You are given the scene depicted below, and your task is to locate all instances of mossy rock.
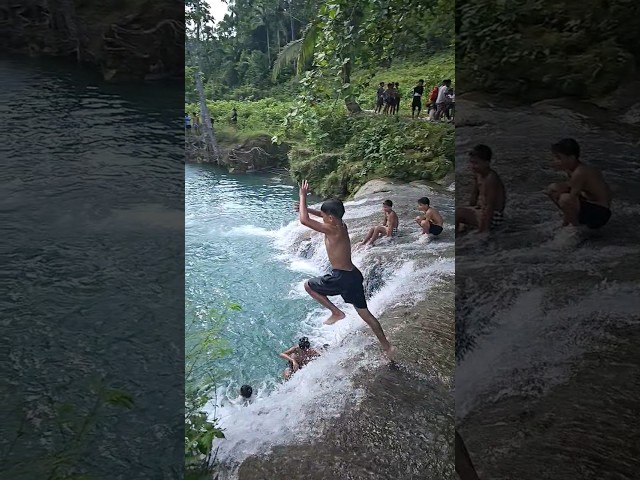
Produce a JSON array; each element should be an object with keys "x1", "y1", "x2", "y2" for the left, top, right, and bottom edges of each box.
[{"x1": 288, "y1": 151, "x2": 342, "y2": 186}]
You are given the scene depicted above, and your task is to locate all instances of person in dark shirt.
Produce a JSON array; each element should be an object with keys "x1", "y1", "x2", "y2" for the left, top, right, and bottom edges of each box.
[
  {"x1": 393, "y1": 82, "x2": 401, "y2": 115},
  {"x1": 412, "y1": 79, "x2": 425, "y2": 119},
  {"x1": 375, "y1": 82, "x2": 385, "y2": 114}
]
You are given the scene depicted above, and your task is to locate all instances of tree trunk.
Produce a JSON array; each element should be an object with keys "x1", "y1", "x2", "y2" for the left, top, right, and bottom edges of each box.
[
  {"x1": 266, "y1": 25, "x2": 271, "y2": 66},
  {"x1": 52, "y1": 0, "x2": 81, "y2": 60},
  {"x1": 194, "y1": 67, "x2": 221, "y2": 161},
  {"x1": 289, "y1": 0, "x2": 295, "y2": 41},
  {"x1": 341, "y1": 59, "x2": 361, "y2": 114},
  {"x1": 188, "y1": 39, "x2": 221, "y2": 161}
]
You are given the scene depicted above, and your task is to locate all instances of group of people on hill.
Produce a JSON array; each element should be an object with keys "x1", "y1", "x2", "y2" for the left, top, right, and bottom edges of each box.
[
  {"x1": 455, "y1": 139, "x2": 612, "y2": 237},
  {"x1": 375, "y1": 78, "x2": 454, "y2": 122}
]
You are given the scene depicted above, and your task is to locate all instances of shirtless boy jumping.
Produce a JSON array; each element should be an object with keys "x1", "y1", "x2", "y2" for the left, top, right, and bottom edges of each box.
[
  {"x1": 361, "y1": 199, "x2": 399, "y2": 246},
  {"x1": 545, "y1": 138, "x2": 612, "y2": 229},
  {"x1": 455, "y1": 144, "x2": 506, "y2": 234},
  {"x1": 416, "y1": 197, "x2": 444, "y2": 236},
  {"x1": 297, "y1": 180, "x2": 394, "y2": 357}
]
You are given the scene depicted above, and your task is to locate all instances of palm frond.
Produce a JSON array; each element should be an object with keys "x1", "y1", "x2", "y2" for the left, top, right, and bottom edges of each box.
[
  {"x1": 272, "y1": 38, "x2": 303, "y2": 80},
  {"x1": 297, "y1": 24, "x2": 319, "y2": 75}
]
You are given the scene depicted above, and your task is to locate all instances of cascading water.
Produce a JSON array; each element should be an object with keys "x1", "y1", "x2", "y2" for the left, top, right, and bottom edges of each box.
[
  {"x1": 185, "y1": 165, "x2": 455, "y2": 478},
  {"x1": 455, "y1": 96, "x2": 640, "y2": 479}
]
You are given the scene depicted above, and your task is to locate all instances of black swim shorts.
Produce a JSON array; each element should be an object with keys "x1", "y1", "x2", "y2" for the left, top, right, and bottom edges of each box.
[
  {"x1": 579, "y1": 198, "x2": 611, "y2": 229},
  {"x1": 428, "y1": 222, "x2": 443, "y2": 235},
  {"x1": 307, "y1": 268, "x2": 367, "y2": 309}
]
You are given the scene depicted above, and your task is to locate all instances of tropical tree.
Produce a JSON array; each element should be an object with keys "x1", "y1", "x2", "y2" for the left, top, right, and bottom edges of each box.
[{"x1": 186, "y1": 0, "x2": 222, "y2": 160}]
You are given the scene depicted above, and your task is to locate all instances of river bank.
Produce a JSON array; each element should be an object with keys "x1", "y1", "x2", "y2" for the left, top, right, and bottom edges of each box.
[
  {"x1": 186, "y1": 113, "x2": 454, "y2": 200},
  {"x1": 455, "y1": 94, "x2": 640, "y2": 479},
  {"x1": 197, "y1": 178, "x2": 455, "y2": 479},
  {"x1": 0, "y1": 0, "x2": 183, "y2": 81}
]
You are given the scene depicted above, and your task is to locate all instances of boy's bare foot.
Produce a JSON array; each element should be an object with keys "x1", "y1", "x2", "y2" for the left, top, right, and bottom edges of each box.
[
  {"x1": 324, "y1": 311, "x2": 346, "y2": 325},
  {"x1": 383, "y1": 345, "x2": 396, "y2": 360}
]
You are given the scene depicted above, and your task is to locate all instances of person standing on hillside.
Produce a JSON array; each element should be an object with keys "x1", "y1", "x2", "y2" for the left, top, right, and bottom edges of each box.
[
  {"x1": 435, "y1": 79, "x2": 452, "y2": 121},
  {"x1": 192, "y1": 113, "x2": 200, "y2": 134},
  {"x1": 375, "y1": 82, "x2": 385, "y2": 113},
  {"x1": 383, "y1": 82, "x2": 395, "y2": 115},
  {"x1": 231, "y1": 107, "x2": 238, "y2": 125},
  {"x1": 427, "y1": 84, "x2": 439, "y2": 118},
  {"x1": 393, "y1": 82, "x2": 401, "y2": 115},
  {"x1": 412, "y1": 79, "x2": 425, "y2": 119}
]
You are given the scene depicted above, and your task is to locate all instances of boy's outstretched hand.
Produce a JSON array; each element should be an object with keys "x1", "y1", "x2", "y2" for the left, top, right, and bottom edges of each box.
[{"x1": 300, "y1": 179, "x2": 310, "y2": 197}]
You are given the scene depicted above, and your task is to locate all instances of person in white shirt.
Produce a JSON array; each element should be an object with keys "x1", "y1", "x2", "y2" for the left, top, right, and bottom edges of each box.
[{"x1": 435, "y1": 79, "x2": 452, "y2": 121}]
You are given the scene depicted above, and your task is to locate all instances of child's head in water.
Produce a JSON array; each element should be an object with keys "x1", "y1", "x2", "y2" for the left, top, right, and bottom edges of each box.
[
  {"x1": 298, "y1": 336, "x2": 311, "y2": 350},
  {"x1": 469, "y1": 144, "x2": 492, "y2": 174},
  {"x1": 551, "y1": 138, "x2": 580, "y2": 170},
  {"x1": 382, "y1": 199, "x2": 393, "y2": 213},
  {"x1": 240, "y1": 385, "x2": 253, "y2": 399},
  {"x1": 320, "y1": 198, "x2": 345, "y2": 225},
  {"x1": 417, "y1": 197, "x2": 430, "y2": 212}
]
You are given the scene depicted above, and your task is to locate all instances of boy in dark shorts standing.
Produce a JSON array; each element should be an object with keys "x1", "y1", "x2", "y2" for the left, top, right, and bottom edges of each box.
[
  {"x1": 412, "y1": 79, "x2": 425, "y2": 119},
  {"x1": 416, "y1": 197, "x2": 444, "y2": 236},
  {"x1": 545, "y1": 138, "x2": 612, "y2": 229},
  {"x1": 297, "y1": 180, "x2": 394, "y2": 357}
]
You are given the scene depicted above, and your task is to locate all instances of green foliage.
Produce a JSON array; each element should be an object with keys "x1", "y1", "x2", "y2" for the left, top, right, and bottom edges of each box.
[
  {"x1": 186, "y1": 98, "x2": 293, "y2": 141},
  {"x1": 457, "y1": 0, "x2": 639, "y2": 99},
  {"x1": 289, "y1": 118, "x2": 454, "y2": 198},
  {"x1": 184, "y1": 303, "x2": 234, "y2": 476},
  {"x1": 186, "y1": 0, "x2": 453, "y2": 103}
]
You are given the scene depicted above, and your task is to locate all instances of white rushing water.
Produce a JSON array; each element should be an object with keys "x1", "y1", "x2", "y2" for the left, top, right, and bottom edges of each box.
[{"x1": 208, "y1": 188, "x2": 455, "y2": 476}]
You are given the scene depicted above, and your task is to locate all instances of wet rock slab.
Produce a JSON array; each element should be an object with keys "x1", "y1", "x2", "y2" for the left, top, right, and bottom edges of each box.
[{"x1": 236, "y1": 295, "x2": 455, "y2": 480}]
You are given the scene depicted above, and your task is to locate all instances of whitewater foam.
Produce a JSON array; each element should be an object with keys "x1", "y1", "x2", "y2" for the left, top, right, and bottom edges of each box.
[{"x1": 210, "y1": 194, "x2": 455, "y2": 477}]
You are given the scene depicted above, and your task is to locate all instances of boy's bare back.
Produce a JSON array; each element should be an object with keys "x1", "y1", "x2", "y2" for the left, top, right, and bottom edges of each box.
[
  {"x1": 424, "y1": 207, "x2": 443, "y2": 226},
  {"x1": 571, "y1": 164, "x2": 611, "y2": 207}
]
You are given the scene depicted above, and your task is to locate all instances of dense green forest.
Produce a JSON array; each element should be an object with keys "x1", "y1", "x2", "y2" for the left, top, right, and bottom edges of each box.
[
  {"x1": 457, "y1": 0, "x2": 640, "y2": 100},
  {"x1": 185, "y1": 0, "x2": 455, "y2": 198}
]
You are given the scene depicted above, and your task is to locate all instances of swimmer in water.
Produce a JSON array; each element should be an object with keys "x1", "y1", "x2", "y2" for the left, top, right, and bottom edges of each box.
[{"x1": 280, "y1": 336, "x2": 320, "y2": 380}]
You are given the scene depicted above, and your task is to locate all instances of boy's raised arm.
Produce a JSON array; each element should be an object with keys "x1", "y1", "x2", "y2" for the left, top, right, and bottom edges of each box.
[
  {"x1": 299, "y1": 180, "x2": 333, "y2": 234},
  {"x1": 294, "y1": 201, "x2": 322, "y2": 217}
]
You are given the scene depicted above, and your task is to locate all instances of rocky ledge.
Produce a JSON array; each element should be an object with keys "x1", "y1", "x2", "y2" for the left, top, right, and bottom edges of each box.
[
  {"x1": 186, "y1": 134, "x2": 290, "y2": 173},
  {"x1": 0, "y1": 0, "x2": 183, "y2": 81}
]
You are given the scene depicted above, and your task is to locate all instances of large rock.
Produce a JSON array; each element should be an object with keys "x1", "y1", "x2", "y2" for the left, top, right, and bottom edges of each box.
[{"x1": 352, "y1": 178, "x2": 401, "y2": 199}]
